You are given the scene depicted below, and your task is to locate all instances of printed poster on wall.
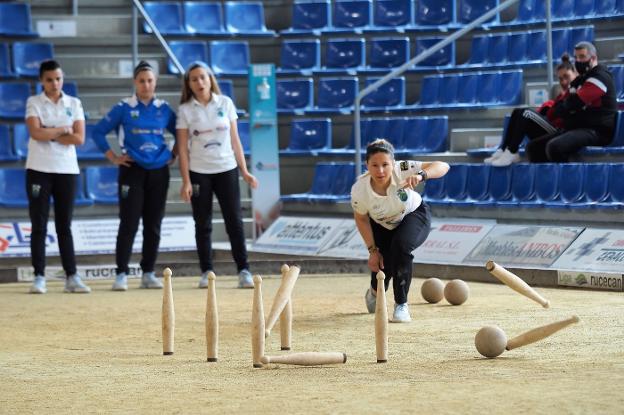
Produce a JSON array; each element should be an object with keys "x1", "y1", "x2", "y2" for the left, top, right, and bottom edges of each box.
[
  {"x1": 317, "y1": 220, "x2": 368, "y2": 259},
  {"x1": 552, "y1": 228, "x2": 624, "y2": 273}
]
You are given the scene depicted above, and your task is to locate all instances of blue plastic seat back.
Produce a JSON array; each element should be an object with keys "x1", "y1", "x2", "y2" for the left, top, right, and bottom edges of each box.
[
  {"x1": 0, "y1": 83, "x2": 30, "y2": 119},
  {"x1": 12, "y1": 42, "x2": 54, "y2": 77},
  {"x1": 219, "y1": 79, "x2": 235, "y2": 101},
  {"x1": 574, "y1": 0, "x2": 595, "y2": 17},
  {"x1": 184, "y1": 2, "x2": 224, "y2": 34},
  {"x1": 458, "y1": 0, "x2": 498, "y2": 24},
  {"x1": 609, "y1": 66, "x2": 624, "y2": 102},
  {"x1": 467, "y1": 35, "x2": 488, "y2": 65},
  {"x1": 609, "y1": 110, "x2": 624, "y2": 146},
  {"x1": 553, "y1": 0, "x2": 575, "y2": 19},
  {"x1": 373, "y1": 0, "x2": 412, "y2": 27},
  {"x1": 280, "y1": 39, "x2": 320, "y2": 70},
  {"x1": 422, "y1": 116, "x2": 448, "y2": 152},
  {"x1": 438, "y1": 75, "x2": 459, "y2": 105},
  {"x1": 0, "y1": 43, "x2": 14, "y2": 77},
  {"x1": 325, "y1": 38, "x2": 365, "y2": 69},
  {"x1": 489, "y1": 166, "x2": 513, "y2": 201},
  {"x1": 76, "y1": 125, "x2": 105, "y2": 160},
  {"x1": 402, "y1": 117, "x2": 427, "y2": 150},
  {"x1": 365, "y1": 118, "x2": 389, "y2": 143},
  {"x1": 363, "y1": 77, "x2": 405, "y2": 107},
  {"x1": 210, "y1": 41, "x2": 249, "y2": 74},
  {"x1": 608, "y1": 164, "x2": 624, "y2": 203},
  {"x1": 13, "y1": 123, "x2": 29, "y2": 158},
  {"x1": 424, "y1": 175, "x2": 446, "y2": 200},
  {"x1": 237, "y1": 120, "x2": 250, "y2": 155},
  {"x1": 445, "y1": 164, "x2": 469, "y2": 200},
  {"x1": 143, "y1": 2, "x2": 185, "y2": 34},
  {"x1": 487, "y1": 35, "x2": 508, "y2": 64},
  {"x1": 369, "y1": 37, "x2": 409, "y2": 68},
  {"x1": 418, "y1": 75, "x2": 441, "y2": 106},
  {"x1": 85, "y1": 166, "x2": 119, "y2": 203},
  {"x1": 0, "y1": 3, "x2": 37, "y2": 36},
  {"x1": 168, "y1": 41, "x2": 208, "y2": 75},
  {"x1": 348, "y1": 118, "x2": 372, "y2": 150},
  {"x1": 498, "y1": 71, "x2": 523, "y2": 105},
  {"x1": 384, "y1": 117, "x2": 406, "y2": 149},
  {"x1": 516, "y1": 0, "x2": 545, "y2": 22},
  {"x1": 0, "y1": 168, "x2": 27, "y2": 206},
  {"x1": 225, "y1": 1, "x2": 269, "y2": 33},
  {"x1": 508, "y1": 33, "x2": 529, "y2": 63},
  {"x1": 476, "y1": 72, "x2": 500, "y2": 105},
  {"x1": 584, "y1": 163, "x2": 610, "y2": 203},
  {"x1": 332, "y1": 0, "x2": 372, "y2": 29},
  {"x1": 291, "y1": 0, "x2": 330, "y2": 30},
  {"x1": 527, "y1": 31, "x2": 547, "y2": 61},
  {"x1": 595, "y1": 0, "x2": 617, "y2": 15},
  {"x1": 317, "y1": 78, "x2": 358, "y2": 109},
  {"x1": 277, "y1": 79, "x2": 313, "y2": 110},
  {"x1": 534, "y1": 164, "x2": 560, "y2": 202},
  {"x1": 569, "y1": 26, "x2": 594, "y2": 53},
  {"x1": 414, "y1": 0, "x2": 454, "y2": 25},
  {"x1": 552, "y1": 29, "x2": 570, "y2": 60},
  {"x1": 510, "y1": 164, "x2": 535, "y2": 201},
  {"x1": 332, "y1": 163, "x2": 356, "y2": 195},
  {"x1": 0, "y1": 125, "x2": 16, "y2": 160},
  {"x1": 558, "y1": 163, "x2": 585, "y2": 203},
  {"x1": 35, "y1": 81, "x2": 79, "y2": 98},
  {"x1": 310, "y1": 163, "x2": 335, "y2": 194},
  {"x1": 289, "y1": 118, "x2": 331, "y2": 150},
  {"x1": 466, "y1": 164, "x2": 491, "y2": 201},
  {"x1": 457, "y1": 73, "x2": 478, "y2": 104},
  {"x1": 415, "y1": 37, "x2": 453, "y2": 66}
]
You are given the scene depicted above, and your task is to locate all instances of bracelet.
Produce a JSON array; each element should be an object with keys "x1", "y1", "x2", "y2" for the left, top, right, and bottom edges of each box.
[
  {"x1": 417, "y1": 169, "x2": 428, "y2": 182},
  {"x1": 367, "y1": 245, "x2": 378, "y2": 254}
]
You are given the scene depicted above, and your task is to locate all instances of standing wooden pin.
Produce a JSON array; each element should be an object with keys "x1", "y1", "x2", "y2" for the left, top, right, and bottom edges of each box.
[
  {"x1": 205, "y1": 271, "x2": 218, "y2": 362},
  {"x1": 251, "y1": 275, "x2": 265, "y2": 368},
  {"x1": 265, "y1": 265, "x2": 301, "y2": 338},
  {"x1": 279, "y1": 264, "x2": 292, "y2": 350},
  {"x1": 486, "y1": 260, "x2": 550, "y2": 308},
  {"x1": 375, "y1": 271, "x2": 388, "y2": 363},
  {"x1": 162, "y1": 267, "x2": 175, "y2": 356}
]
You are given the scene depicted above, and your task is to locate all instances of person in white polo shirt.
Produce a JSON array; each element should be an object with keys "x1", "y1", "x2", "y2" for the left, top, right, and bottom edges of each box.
[
  {"x1": 25, "y1": 60, "x2": 90, "y2": 294},
  {"x1": 351, "y1": 139, "x2": 449, "y2": 322},
  {"x1": 176, "y1": 62, "x2": 258, "y2": 289}
]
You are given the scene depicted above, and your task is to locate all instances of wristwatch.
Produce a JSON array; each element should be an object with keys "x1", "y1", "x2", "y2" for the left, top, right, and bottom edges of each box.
[
  {"x1": 417, "y1": 169, "x2": 428, "y2": 182},
  {"x1": 367, "y1": 244, "x2": 378, "y2": 254}
]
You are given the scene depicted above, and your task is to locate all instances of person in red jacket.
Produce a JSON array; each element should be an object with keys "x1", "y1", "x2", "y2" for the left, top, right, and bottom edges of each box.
[{"x1": 484, "y1": 54, "x2": 577, "y2": 166}]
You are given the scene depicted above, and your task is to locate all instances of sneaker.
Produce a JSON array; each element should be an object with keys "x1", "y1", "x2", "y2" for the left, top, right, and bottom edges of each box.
[
  {"x1": 30, "y1": 275, "x2": 47, "y2": 294},
  {"x1": 198, "y1": 271, "x2": 211, "y2": 289},
  {"x1": 483, "y1": 148, "x2": 504, "y2": 164},
  {"x1": 491, "y1": 149, "x2": 520, "y2": 167},
  {"x1": 112, "y1": 273, "x2": 128, "y2": 291},
  {"x1": 64, "y1": 274, "x2": 91, "y2": 293},
  {"x1": 237, "y1": 269, "x2": 253, "y2": 289},
  {"x1": 365, "y1": 287, "x2": 376, "y2": 314},
  {"x1": 140, "y1": 272, "x2": 163, "y2": 289},
  {"x1": 392, "y1": 303, "x2": 411, "y2": 323}
]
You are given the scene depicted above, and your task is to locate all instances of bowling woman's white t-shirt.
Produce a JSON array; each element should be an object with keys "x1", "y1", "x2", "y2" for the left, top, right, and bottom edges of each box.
[
  {"x1": 350, "y1": 160, "x2": 423, "y2": 230},
  {"x1": 176, "y1": 94, "x2": 238, "y2": 174}
]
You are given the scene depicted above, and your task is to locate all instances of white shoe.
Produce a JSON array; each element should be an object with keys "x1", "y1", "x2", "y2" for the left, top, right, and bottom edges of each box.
[
  {"x1": 491, "y1": 149, "x2": 520, "y2": 167},
  {"x1": 30, "y1": 275, "x2": 47, "y2": 294},
  {"x1": 112, "y1": 273, "x2": 128, "y2": 291},
  {"x1": 483, "y1": 148, "x2": 504, "y2": 164},
  {"x1": 365, "y1": 288, "x2": 376, "y2": 313},
  {"x1": 198, "y1": 271, "x2": 211, "y2": 289},
  {"x1": 140, "y1": 272, "x2": 163, "y2": 289},
  {"x1": 237, "y1": 269, "x2": 253, "y2": 289},
  {"x1": 65, "y1": 275, "x2": 91, "y2": 293},
  {"x1": 392, "y1": 303, "x2": 411, "y2": 323}
]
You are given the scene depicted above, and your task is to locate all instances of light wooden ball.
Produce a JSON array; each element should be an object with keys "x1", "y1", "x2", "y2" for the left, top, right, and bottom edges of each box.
[
  {"x1": 421, "y1": 278, "x2": 445, "y2": 303},
  {"x1": 444, "y1": 279, "x2": 469, "y2": 305},
  {"x1": 475, "y1": 326, "x2": 507, "y2": 358}
]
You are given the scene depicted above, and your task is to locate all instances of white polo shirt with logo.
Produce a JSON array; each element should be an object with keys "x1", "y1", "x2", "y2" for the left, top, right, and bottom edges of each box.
[
  {"x1": 25, "y1": 92, "x2": 84, "y2": 174},
  {"x1": 351, "y1": 160, "x2": 423, "y2": 230},
  {"x1": 176, "y1": 93, "x2": 239, "y2": 174}
]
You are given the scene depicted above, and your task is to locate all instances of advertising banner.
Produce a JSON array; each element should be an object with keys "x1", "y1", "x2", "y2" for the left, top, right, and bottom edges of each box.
[
  {"x1": 557, "y1": 270, "x2": 623, "y2": 291},
  {"x1": 552, "y1": 228, "x2": 624, "y2": 273}
]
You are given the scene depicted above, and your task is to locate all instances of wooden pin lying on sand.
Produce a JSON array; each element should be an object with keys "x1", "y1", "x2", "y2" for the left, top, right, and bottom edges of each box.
[{"x1": 260, "y1": 352, "x2": 347, "y2": 366}]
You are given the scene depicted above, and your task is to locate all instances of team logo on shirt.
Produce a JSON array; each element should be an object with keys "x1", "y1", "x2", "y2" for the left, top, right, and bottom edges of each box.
[
  {"x1": 397, "y1": 188, "x2": 408, "y2": 202},
  {"x1": 216, "y1": 107, "x2": 225, "y2": 117},
  {"x1": 192, "y1": 184, "x2": 200, "y2": 196},
  {"x1": 203, "y1": 140, "x2": 221, "y2": 148},
  {"x1": 31, "y1": 184, "x2": 41, "y2": 198},
  {"x1": 130, "y1": 110, "x2": 140, "y2": 119},
  {"x1": 400, "y1": 161, "x2": 409, "y2": 171},
  {"x1": 120, "y1": 185, "x2": 130, "y2": 199},
  {"x1": 65, "y1": 108, "x2": 72, "y2": 117},
  {"x1": 139, "y1": 142, "x2": 159, "y2": 152}
]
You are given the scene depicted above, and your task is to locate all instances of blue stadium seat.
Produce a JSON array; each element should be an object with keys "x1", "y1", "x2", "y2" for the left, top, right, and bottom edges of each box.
[
  {"x1": 521, "y1": 163, "x2": 560, "y2": 207},
  {"x1": 507, "y1": 32, "x2": 529, "y2": 64},
  {"x1": 383, "y1": 117, "x2": 407, "y2": 149},
  {"x1": 0, "y1": 83, "x2": 29, "y2": 120},
  {"x1": 399, "y1": 117, "x2": 426, "y2": 154},
  {"x1": 437, "y1": 75, "x2": 459, "y2": 106},
  {"x1": 85, "y1": 166, "x2": 119, "y2": 204},
  {"x1": 282, "y1": 163, "x2": 355, "y2": 203},
  {"x1": 0, "y1": 3, "x2": 38, "y2": 37},
  {"x1": 237, "y1": 120, "x2": 250, "y2": 156},
  {"x1": 281, "y1": 118, "x2": 332, "y2": 156},
  {"x1": 552, "y1": 28, "x2": 570, "y2": 60},
  {"x1": 475, "y1": 72, "x2": 499, "y2": 106},
  {"x1": 282, "y1": 163, "x2": 333, "y2": 201},
  {"x1": 420, "y1": 116, "x2": 448, "y2": 153},
  {"x1": 569, "y1": 26, "x2": 595, "y2": 54},
  {"x1": 497, "y1": 70, "x2": 523, "y2": 105},
  {"x1": 464, "y1": 35, "x2": 488, "y2": 66},
  {"x1": 13, "y1": 123, "x2": 28, "y2": 159},
  {"x1": 496, "y1": 163, "x2": 536, "y2": 207},
  {"x1": 210, "y1": 41, "x2": 249, "y2": 76},
  {"x1": 368, "y1": 0, "x2": 412, "y2": 31},
  {"x1": 326, "y1": 0, "x2": 373, "y2": 33},
  {"x1": 416, "y1": 75, "x2": 441, "y2": 107},
  {"x1": 422, "y1": 174, "x2": 446, "y2": 205},
  {"x1": 319, "y1": 118, "x2": 372, "y2": 155},
  {"x1": 584, "y1": 110, "x2": 624, "y2": 154},
  {"x1": 552, "y1": 0, "x2": 576, "y2": 21},
  {"x1": 596, "y1": 164, "x2": 624, "y2": 209},
  {"x1": 526, "y1": 31, "x2": 547, "y2": 63},
  {"x1": 544, "y1": 163, "x2": 586, "y2": 208},
  {"x1": 511, "y1": 0, "x2": 546, "y2": 24},
  {"x1": 308, "y1": 77, "x2": 358, "y2": 114},
  {"x1": 413, "y1": 37, "x2": 454, "y2": 67},
  {"x1": 565, "y1": 163, "x2": 610, "y2": 208},
  {"x1": 361, "y1": 77, "x2": 405, "y2": 111},
  {"x1": 487, "y1": 34, "x2": 508, "y2": 65},
  {"x1": 453, "y1": 164, "x2": 492, "y2": 206},
  {"x1": 574, "y1": 0, "x2": 596, "y2": 18},
  {"x1": 456, "y1": 73, "x2": 479, "y2": 106},
  {"x1": 0, "y1": 43, "x2": 16, "y2": 78},
  {"x1": 611, "y1": 67, "x2": 624, "y2": 101},
  {"x1": 218, "y1": 79, "x2": 246, "y2": 116},
  {"x1": 364, "y1": 37, "x2": 410, "y2": 72},
  {"x1": 440, "y1": 163, "x2": 469, "y2": 205},
  {"x1": 282, "y1": 0, "x2": 331, "y2": 35},
  {"x1": 74, "y1": 173, "x2": 94, "y2": 207},
  {"x1": 0, "y1": 125, "x2": 17, "y2": 162},
  {"x1": 318, "y1": 38, "x2": 365, "y2": 74},
  {"x1": 484, "y1": 166, "x2": 513, "y2": 204},
  {"x1": 142, "y1": 2, "x2": 186, "y2": 35},
  {"x1": 277, "y1": 78, "x2": 314, "y2": 115},
  {"x1": 12, "y1": 42, "x2": 54, "y2": 78},
  {"x1": 224, "y1": 1, "x2": 275, "y2": 36},
  {"x1": 77, "y1": 125, "x2": 105, "y2": 160},
  {"x1": 35, "y1": 81, "x2": 79, "y2": 98},
  {"x1": 183, "y1": 2, "x2": 226, "y2": 36},
  {"x1": 594, "y1": 0, "x2": 619, "y2": 17},
  {"x1": 278, "y1": 39, "x2": 321, "y2": 75},
  {"x1": 168, "y1": 41, "x2": 208, "y2": 75},
  {"x1": 0, "y1": 168, "x2": 28, "y2": 208},
  {"x1": 458, "y1": 0, "x2": 499, "y2": 24},
  {"x1": 413, "y1": 0, "x2": 454, "y2": 27}
]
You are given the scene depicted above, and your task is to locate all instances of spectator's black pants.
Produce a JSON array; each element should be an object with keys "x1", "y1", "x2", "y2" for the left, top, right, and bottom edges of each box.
[
  {"x1": 26, "y1": 169, "x2": 77, "y2": 277},
  {"x1": 370, "y1": 202, "x2": 431, "y2": 304},
  {"x1": 502, "y1": 108, "x2": 559, "y2": 153},
  {"x1": 526, "y1": 128, "x2": 611, "y2": 162}
]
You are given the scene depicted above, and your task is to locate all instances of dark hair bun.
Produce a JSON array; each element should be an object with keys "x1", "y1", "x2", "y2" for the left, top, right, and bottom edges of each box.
[{"x1": 560, "y1": 53, "x2": 571, "y2": 63}]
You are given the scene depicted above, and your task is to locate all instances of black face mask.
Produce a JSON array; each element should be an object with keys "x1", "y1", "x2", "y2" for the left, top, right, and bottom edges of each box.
[{"x1": 575, "y1": 60, "x2": 591, "y2": 75}]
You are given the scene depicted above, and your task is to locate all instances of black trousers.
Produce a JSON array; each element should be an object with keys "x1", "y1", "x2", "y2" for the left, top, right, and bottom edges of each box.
[
  {"x1": 190, "y1": 168, "x2": 249, "y2": 273},
  {"x1": 526, "y1": 128, "x2": 611, "y2": 162},
  {"x1": 26, "y1": 169, "x2": 77, "y2": 277},
  {"x1": 501, "y1": 108, "x2": 559, "y2": 153},
  {"x1": 369, "y1": 202, "x2": 431, "y2": 304},
  {"x1": 116, "y1": 164, "x2": 169, "y2": 275}
]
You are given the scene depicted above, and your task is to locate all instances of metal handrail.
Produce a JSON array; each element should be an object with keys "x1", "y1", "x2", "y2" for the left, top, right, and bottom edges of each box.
[
  {"x1": 353, "y1": 0, "x2": 556, "y2": 176},
  {"x1": 131, "y1": 0, "x2": 184, "y2": 75}
]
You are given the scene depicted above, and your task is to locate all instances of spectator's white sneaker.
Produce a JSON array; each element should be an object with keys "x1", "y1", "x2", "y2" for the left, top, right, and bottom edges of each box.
[
  {"x1": 237, "y1": 269, "x2": 253, "y2": 288},
  {"x1": 112, "y1": 273, "x2": 128, "y2": 291},
  {"x1": 483, "y1": 148, "x2": 504, "y2": 164},
  {"x1": 64, "y1": 275, "x2": 91, "y2": 293},
  {"x1": 491, "y1": 149, "x2": 520, "y2": 167},
  {"x1": 30, "y1": 275, "x2": 47, "y2": 294},
  {"x1": 198, "y1": 271, "x2": 211, "y2": 289},
  {"x1": 365, "y1": 288, "x2": 376, "y2": 314},
  {"x1": 140, "y1": 272, "x2": 163, "y2": 289},
  {"x1": 392, "y1": 303, "x2": 411, "y2": 323}
]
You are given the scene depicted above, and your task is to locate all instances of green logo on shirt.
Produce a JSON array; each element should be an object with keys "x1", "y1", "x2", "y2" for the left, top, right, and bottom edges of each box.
[
  {"x1": 397, "y1": 188, "x2": 408, "y2": 202},
  {"x1": 217, "y1": 107, "x2": 224, "y2": 117},
  {"x1": 130, "y1": 110, "x2": 139, "y2": 119}
]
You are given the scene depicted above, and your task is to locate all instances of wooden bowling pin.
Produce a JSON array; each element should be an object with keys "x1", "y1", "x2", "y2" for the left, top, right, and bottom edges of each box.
[
  {"x1": 265, "y1": 265, "x2": 301, "y2": 338},
  {"x1": 486, "y1": 260, "x2": 550, "y2": 308},
  {"x1": 279, "y1": 264, "x2": 292, "y2": 351},
  {"x1": 260, "y1": 352, "x2": 347, "y2": 366},
  {"x1": 205, "y1": 271, "x2": 218, "y2": 362},
  {"x1": 506, "y1": 316, "x2": 580, "y2": 351},
  {"x1": 375, "y1": 271, "x2": 388, "y2": 363},
  {"x1": 162, "y1": 267, "x2": 175, "y2": 356},
  {"x1": 251, "y1": 275, "x2": 265, "y2": 368}
]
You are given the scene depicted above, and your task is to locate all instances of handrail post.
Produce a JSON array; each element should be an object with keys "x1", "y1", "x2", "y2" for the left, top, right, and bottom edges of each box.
[
  {"x1": 546, "y1": 0, "x2": 554, "y2": 94},
  {"x1": 132, "y1": 5, "x2": 138, "y2": 70}
]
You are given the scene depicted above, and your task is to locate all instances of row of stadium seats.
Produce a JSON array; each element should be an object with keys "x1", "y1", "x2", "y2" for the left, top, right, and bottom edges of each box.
[
  {"x1": 0, "y1": 42, "x2": 54, "y2": 78},
  {"x1": 0, "y1": 3, "x2": 38, "y2": 38}
]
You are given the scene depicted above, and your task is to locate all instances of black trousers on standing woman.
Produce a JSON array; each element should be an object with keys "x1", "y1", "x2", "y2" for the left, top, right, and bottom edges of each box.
[{"x1": 370, "y1": 201, "x2": 431, "y2": 305}]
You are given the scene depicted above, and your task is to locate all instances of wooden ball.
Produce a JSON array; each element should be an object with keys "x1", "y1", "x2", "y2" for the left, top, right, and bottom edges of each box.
[
  {"x1": 475, "y1": 326, "x2": 507, "y2": 358},
  {"x1": 444, "y1": 279, "x2": 469, "y2": 305},
  {"x1": 421, "y1": 278, "x2": 444, "y2": 303}
]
